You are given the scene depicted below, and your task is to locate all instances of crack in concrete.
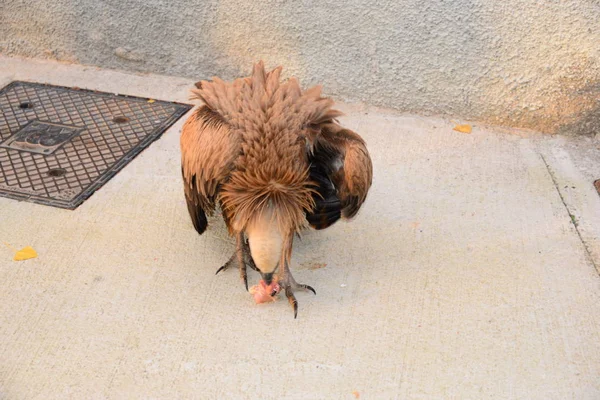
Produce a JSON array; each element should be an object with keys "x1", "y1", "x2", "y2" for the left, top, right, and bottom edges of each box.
[{"x1": 541, "y1": 154, "x2": 600, "y2": 276}]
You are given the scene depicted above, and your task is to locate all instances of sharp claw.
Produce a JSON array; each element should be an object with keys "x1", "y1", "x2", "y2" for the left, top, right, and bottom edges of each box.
[
  {"x1": 216, "y1": 256, "x2": 236, "y2": 275},
  {"x1": 285, "y1": 287, "x2": 298, "y2": 319},
  {"x1": 241, "y1": 269, "x2": 248, "y2": 292},
  {"x1": 301, "y1": 284, "x2": 316, "y2": 295},
  {"x1": 215, "y1": 264, "x2": 228, "y2": 275}
]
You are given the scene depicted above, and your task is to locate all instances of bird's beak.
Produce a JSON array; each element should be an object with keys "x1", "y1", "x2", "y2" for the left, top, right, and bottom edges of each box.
[
  {"x1": 262, "y1": 272, "x2": 274, "y2": 285},
  {"x1": 260, "y1": 272, "x2": 280, "y2": 297}
]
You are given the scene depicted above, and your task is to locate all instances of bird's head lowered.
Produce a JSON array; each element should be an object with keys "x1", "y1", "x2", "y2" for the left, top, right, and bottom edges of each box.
[
  {"x1": 244, "y1": 205, "x2": 283, "y2": 285},
  {"x1": 219, "y1": 158, "x2": 317, "y2": 287}
]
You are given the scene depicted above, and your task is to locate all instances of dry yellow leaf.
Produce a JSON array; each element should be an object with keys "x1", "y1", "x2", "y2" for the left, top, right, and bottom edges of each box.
[
  {"x1": 352, "y1": 391, "x2": 360, "y2": 399},
  {"x1": 453, "y1": 124, "x2": 472, "y2": 134},
  {"x1": 308, "y1": 262, "x2": 327, "y2": 270},
  {"x1": 14, "y1": 246, "x2": 37, "y2": 261},
  {"x1": 147, "y1": 99, "x2": 156, "y2": 103}
]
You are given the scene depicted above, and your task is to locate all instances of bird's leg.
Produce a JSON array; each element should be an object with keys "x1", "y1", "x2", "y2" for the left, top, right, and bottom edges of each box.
[
  {"x1": 241, "y1": 237, "x2": 259, "y2": 272},
  {"x1": 215, "y1": 233, "x2": 258, "y2": 291},
  {"x1": 275, "y1": 233, "x2": 316, "y2": 318}
]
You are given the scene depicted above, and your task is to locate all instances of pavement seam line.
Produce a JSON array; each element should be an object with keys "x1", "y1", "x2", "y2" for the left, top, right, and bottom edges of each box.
[{"x1": 540, "y1": 154, "x2": 600, "y2": 276}]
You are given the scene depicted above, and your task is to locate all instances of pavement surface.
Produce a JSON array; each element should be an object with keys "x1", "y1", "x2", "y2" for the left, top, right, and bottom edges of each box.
[{"x1": 1, "y1": 55, "x2": 600, "y2": 400}]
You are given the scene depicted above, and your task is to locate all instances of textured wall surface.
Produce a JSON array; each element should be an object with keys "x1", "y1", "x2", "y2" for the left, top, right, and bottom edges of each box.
[{"x1": 1, "y1": 0, "x2": 599, "y2": 134}]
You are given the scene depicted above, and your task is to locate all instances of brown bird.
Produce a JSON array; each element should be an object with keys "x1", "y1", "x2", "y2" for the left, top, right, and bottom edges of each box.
[{"x1": 180, "y1": 62, "x2": 372, "y2": 317}]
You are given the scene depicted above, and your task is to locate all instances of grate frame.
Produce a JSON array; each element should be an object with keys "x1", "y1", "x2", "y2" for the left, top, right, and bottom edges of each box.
[
  {"x1": 0, "y1": 119, "x2": 85, "y2": 155},
  {"x1": 0, "y1": 81, "x2": 192, "y2": 209}
]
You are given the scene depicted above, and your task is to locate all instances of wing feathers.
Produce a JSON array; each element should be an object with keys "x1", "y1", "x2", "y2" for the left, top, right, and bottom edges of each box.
[
  {"x1": 184, "y1": 172, "x2": 209, "y2": 234},
  {"x1": 180, "y1": 105, "x2": 239, "y2": 234},
  {"x1": 306, "y1": 123, "x2": 372, "y2": 229},
  {"x1": 339, "y1": 137, "x2": 372, "y2": 218},
  {"x1": 184, "y1": 62, "x2": 371, "y2": 235}
]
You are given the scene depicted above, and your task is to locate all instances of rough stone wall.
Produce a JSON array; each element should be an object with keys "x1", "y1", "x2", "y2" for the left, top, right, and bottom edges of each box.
[{"x1": 1, "y1": 0, "x2": 599, "y2": 135}]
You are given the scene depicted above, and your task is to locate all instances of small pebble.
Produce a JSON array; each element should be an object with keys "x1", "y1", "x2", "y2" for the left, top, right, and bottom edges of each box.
[{"x1": 340, "y1": 284, "x2": 347, "y2": 288}]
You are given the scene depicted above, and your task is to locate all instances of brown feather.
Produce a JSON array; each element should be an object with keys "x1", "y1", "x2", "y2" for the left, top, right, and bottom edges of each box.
[
  {"x1": 182, "y1": 61, "x2": 371, "y2": 237},
  {"x1": 317, "y1": 123, "x2": 373, "y2": 219},
  {"x1": 305, "y1": 121, "x2": 373, "y2": 229},
  {"x1": 180, "y1": 105, "x2": 239, "y2": 216}
]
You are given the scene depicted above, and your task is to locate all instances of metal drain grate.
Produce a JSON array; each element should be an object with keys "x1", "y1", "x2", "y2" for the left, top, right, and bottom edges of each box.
[{"x1": 0, "y1": 81, "x2": 192, "y2": 209}]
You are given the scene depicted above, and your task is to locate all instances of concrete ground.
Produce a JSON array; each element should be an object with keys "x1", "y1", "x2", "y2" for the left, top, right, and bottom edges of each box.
[{"x1": 1, "y1": 55, "x2": 600, "y2": 400}]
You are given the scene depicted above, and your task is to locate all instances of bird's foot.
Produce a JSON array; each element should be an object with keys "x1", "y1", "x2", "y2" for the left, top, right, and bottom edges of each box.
[
  {"x1": 275, "y1": 273, "x2": 316, "y2": 319},
  {"x1": 215, "y1": 239, "x2": 258, "y2": 291}
]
